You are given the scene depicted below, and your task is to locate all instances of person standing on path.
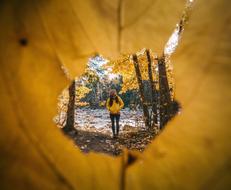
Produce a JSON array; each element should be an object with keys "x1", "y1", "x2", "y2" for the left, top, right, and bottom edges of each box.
[{"x1": 106, "y1": 89, "x2": 124, "y2": 138}]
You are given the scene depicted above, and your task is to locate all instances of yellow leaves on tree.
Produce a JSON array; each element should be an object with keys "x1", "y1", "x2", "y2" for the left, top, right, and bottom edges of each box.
[
  {"x1": 76, "y1": 85, "x2": 92, "y2": 101},
  {"x1": 106, "y1": 48, "x2": 175, "y2": 100},
  {"x1": 106, "y1": 49, "x2": 159, "y2": 93}
]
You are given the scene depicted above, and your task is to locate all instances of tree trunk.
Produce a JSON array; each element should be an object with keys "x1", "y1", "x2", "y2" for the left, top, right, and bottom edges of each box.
[
  {"x1": 132, "y1": 54, "x2": 150, "y2": 128},
  {"x1": 158, "y1": 56, "x2": 172, "y2": 128},
  {"x1": 63, "y1": 80, "x2": 76, "y2": 133},
  {"x1": 146, "y1": 49, "x2": 158, "y2": 127}
]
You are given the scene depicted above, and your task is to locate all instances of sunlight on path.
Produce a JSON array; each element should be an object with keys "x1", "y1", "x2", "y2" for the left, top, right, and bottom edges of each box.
[{"x1": 75, "y1": 108, "x2": 145, "y2": 132}]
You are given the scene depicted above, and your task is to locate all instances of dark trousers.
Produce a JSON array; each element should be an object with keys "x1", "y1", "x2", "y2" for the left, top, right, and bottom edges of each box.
[{"x1": 110, "y1": 114, "x2": 120, "y2": 136}]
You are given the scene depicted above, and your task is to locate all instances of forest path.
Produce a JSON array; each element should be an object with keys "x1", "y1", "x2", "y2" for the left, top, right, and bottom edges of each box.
[{"x1": 68, "y1": 127, "x2": 156, "y2": 156}]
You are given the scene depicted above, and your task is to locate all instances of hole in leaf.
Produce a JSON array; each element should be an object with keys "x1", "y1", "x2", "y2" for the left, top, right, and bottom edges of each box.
[{"x1": 54, "y1": 52, "x2": 180, "y2": 156}]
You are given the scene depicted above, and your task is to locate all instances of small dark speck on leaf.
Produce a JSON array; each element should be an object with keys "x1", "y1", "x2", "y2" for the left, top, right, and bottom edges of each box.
[
  {"x1": 19, "y1": 38, "x2": 28, "y2": 46},
  {"x1": 127, "y1": 153, "x2": 137, "y2": 167}
]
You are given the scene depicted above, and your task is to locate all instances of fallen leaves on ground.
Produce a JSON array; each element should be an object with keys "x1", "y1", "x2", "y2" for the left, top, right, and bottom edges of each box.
[{"x1": 66, "y1": 125, "x2": 156, "y2": 156}]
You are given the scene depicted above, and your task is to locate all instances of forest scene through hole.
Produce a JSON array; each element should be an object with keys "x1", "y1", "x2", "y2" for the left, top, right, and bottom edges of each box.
[
  {"x1": 54, "y1": 1, "x2": 194, "y2": 156},
  {"x1": 54, "y1": 51, "x2": 180, "y2": 156}
]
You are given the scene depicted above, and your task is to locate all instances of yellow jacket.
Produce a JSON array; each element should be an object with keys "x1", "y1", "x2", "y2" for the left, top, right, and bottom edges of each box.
[{"x1": 106, "y1": 95, "x2": 124, "y2": 114}]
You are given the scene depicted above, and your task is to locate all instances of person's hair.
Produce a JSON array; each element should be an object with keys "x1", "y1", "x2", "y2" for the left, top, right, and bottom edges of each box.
[
  {"x1": 109, "y1": 95, "x2": 119, "y2": 107},
  {"x1": 109, "y1": 89, "x2": 116, "y2": 96}
]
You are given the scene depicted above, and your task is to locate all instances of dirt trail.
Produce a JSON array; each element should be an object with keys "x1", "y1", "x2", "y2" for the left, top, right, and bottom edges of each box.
[{"x1": 66, "y1": 128, "x2": 156, "y2": 156}]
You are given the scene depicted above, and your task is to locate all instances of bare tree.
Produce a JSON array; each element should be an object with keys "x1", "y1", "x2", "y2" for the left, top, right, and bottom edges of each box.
[
  {"x1": 146, "y1": 49, "x2": 158, "y2": 127},
  {"x1": 158, "y1": 56, "x2": 172, "y2": 128},
  {"x1": 63, "y1": 80, "x2": 76, "y2": 134},
  {"x1": 132, "y1": 54, "x2": 150, "y2": 128}
]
